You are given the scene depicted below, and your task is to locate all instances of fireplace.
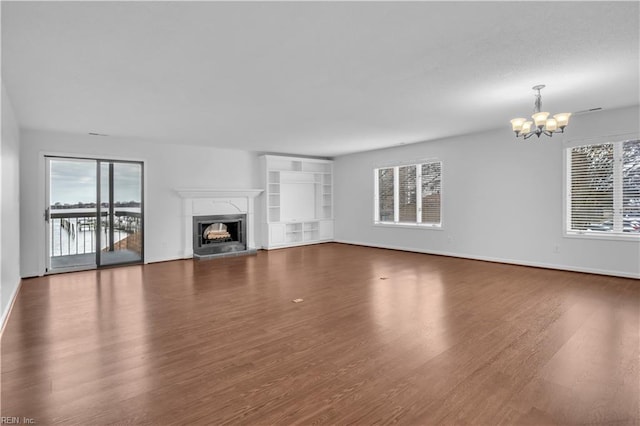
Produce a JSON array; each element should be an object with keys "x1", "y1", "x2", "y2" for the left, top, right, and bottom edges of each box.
[
  {"x1": 193, "y1": 214, "x2": 246, "y2": 257},
  {"x1": 176, "y1": 188, "x2": 263, "y2": 259}
]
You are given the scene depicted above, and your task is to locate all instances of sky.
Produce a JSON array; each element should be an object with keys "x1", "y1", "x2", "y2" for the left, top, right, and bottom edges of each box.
[{"x1": 50, "y1": 159, "x2": 141, "y2": 205}]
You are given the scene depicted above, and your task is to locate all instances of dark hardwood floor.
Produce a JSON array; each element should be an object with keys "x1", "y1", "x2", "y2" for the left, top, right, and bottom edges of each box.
[{"x1": 2, "y1": 243, "x2": 639, "y2": 425}]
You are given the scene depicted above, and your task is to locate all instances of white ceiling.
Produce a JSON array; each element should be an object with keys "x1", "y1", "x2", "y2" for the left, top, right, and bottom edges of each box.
[{"x1": 2, "y1": 1, "x2": 639, "y2": 157}]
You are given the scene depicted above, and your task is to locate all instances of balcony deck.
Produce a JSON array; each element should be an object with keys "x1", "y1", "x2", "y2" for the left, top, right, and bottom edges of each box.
[{"x1": 51, "y1": 249, "x2": 142, "y2": 270}]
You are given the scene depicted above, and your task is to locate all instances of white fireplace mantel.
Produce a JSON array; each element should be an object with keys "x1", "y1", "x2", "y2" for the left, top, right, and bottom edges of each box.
[
  {"x1": 176, "y1": 188, "x2": 264, "y2": 199},
  {"x1": 176, "y1": 188, "x2": 263, "y2": 258}
]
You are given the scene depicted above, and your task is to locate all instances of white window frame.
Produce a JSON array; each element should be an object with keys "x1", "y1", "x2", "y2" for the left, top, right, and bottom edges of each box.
[
  {"x1": 564, "y1": 134, "x2": 640, "y2": 241},
  {"x1": 373, "y1": 160, "x2": 443, "y2": 229}
]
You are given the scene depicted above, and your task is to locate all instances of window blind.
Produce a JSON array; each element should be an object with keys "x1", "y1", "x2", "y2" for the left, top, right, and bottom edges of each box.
[
  {"x1": 570, "y1": 144, "x2": 614, "y2": 231},
  {"x1": 398, "y1": 165, "x2": 417, "y2": 222},
  {"x1": 421, "y1": 162, "x2": 442, "y2": 224},
  {"x1": 568, "y1": 139, "x2": 640, "y2": 236},
  {"x1": 623, "y1": 140, "x2": 640, "y2": 225},
  {"x1": 378, "y1": 168, "x2": 395, "y2": 222}
]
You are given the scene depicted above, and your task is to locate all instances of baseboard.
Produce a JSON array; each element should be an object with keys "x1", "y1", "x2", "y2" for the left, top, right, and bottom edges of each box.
[
  {"x1": 334, "y1": 239, "x2": 640, "y2": 280},
  {"x1": 261, "y1": 240, "x2": 333, "y2": 251},
  {"x1": 1, "y1": 278, "x2": 23, "y2": 335}
]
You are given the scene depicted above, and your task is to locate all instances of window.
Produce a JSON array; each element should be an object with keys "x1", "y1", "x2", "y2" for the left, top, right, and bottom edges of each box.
[
  {"x1": 567, "y1": 138, "x2": 640, "y2": 237},
  {"x1": 374, "y1": 161, "x2": 442, "y2": 227},
  {"x1": 398, "y1": 166, "x2": 417, "y2": 223},
  {"x1": 378, "y1": 168, "x2": 394, "y2": 222}
]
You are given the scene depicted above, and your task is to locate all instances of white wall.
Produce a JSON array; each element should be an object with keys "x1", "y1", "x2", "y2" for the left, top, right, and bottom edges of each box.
[
  {"x1": 20, "y1": 129, "x2": 262, "y2": 277},
  {"x1": 1, "y1": 83, "x2": 22, "y2": 327},
  {"x1": 334, "y1": 105, "x2": 640, "y2": 278}
]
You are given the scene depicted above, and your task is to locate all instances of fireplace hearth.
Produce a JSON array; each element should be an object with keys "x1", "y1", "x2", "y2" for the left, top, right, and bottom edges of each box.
[{"x1": 193, "y1": 214, "x2": 246, "y2": 258}]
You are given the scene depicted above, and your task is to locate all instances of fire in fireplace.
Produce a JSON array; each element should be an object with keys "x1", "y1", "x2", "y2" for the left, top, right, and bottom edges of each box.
[{"x1": 193, "y1": 214, "x2": 246, "y2": 257}]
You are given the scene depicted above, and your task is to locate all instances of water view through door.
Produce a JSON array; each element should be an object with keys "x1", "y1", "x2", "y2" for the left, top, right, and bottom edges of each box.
[{"x1": 46, "y1": 157, "x2": 144, "y2": 272}]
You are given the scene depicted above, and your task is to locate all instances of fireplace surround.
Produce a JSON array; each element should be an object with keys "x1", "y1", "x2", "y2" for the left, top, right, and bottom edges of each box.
[
  {"x1": 176, "y1": 188, "x2": 263, "y2": 259},
  {"x1": 193, "y1": 214, "x2": 246, "y2": 256}
]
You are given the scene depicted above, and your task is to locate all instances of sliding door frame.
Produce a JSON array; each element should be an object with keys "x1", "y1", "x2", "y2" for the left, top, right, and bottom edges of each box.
[
  {"x1": 96, "y1": 159, "x2": 145, "y2": 268},
  {"x1": 42, "y1": 153, "x2": 145, "y2": 274}
]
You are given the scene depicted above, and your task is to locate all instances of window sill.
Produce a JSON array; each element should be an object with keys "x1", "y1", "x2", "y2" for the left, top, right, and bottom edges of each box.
[
  {"x1": 374, "y1": 222, "x2": 443, "y2": 231},
  {"x1": 564, "y1": 231, "x2": 640, "y2": 242}
]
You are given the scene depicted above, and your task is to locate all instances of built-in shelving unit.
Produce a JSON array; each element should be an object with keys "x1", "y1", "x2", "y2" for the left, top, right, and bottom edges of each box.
[{"x1": 261, "y1": 155, "x2": 333, "y2": 249}]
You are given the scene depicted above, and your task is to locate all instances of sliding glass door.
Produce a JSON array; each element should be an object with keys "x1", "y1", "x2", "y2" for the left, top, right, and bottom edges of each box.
[
  {"x1": 46, "y1": 158, "x2": 99, "y2": 271},
  {"x1": 98, "y1": 161, "x2": 143, "y2": 266},
  {"x1": 46, "y1": 156, "x2": 144, "y2": 273}
]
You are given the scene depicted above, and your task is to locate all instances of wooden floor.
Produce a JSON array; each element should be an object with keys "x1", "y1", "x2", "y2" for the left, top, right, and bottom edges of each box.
[{"x1": 2, "y1": 243, "x2": 639, "y2": 425}]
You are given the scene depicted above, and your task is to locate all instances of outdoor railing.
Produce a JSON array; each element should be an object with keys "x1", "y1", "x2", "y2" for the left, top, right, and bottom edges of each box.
[{"x1": 50, "y1": 210, "x2": 142, "y2": 257}]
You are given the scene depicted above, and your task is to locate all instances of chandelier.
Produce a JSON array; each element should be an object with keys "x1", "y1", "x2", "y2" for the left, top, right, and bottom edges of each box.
[{"x1": 510, "y1": 85, "x2": 571, "y2": 139}]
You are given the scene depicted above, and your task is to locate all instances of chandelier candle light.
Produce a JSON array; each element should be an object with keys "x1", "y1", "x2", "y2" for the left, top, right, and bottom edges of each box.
[{"x1": 510, "y1": 85, "x2": 571, "y2": 139}]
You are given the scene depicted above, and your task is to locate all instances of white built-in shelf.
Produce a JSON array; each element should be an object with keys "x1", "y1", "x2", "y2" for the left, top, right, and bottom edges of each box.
[{"x1": 261, "y1": 155, "x2": 334, "y2": 249}]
